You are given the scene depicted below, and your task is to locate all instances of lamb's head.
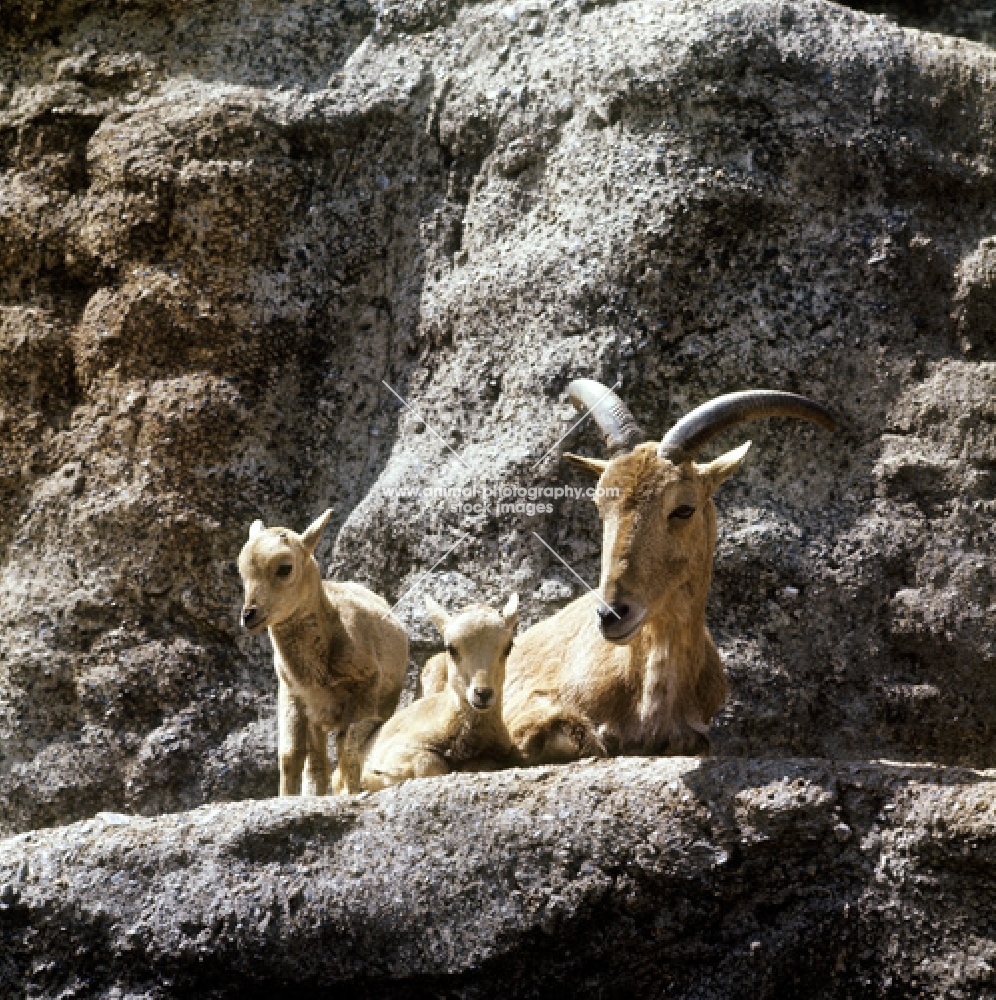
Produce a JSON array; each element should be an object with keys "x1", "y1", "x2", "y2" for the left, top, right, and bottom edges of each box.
[
  {"x1": 563, "y1": 381, "x2": 836, "y2": 644},
  {"x1": 237, "y1": 508, "x2": 333, "y2": 633},
  {"x1": 425, "y1": 594, "x2": 519, "y2": 712}
]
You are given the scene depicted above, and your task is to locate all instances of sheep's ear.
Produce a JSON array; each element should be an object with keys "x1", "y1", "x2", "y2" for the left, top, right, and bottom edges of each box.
[
  {"x1": 563, "y1": 453, "x2": 609, "y2": 477},
  {"x1": 425, "y1": 595, "x2": 449, "y2": 636},
  {"x1": 301, "y1": 508, "x2": 334, "y2": 554},
  {"x1": 501, "y1": 592, "x2": 519, "y2": 630},
  {"x1": 249, "y1": 519, "x2": 265, "y2": 539},
  {"x1": 695, "y1": 441, "x2": 751, "y2": 494}
]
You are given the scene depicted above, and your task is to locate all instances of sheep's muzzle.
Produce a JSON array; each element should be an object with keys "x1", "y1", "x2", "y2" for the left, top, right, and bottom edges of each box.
[{"x1": 596, "y1": 600, "x2": 647, "y2": 643}]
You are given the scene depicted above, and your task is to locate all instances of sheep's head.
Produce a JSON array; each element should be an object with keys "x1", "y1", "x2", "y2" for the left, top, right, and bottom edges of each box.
[
  {"x1": 237, "y1": 508, "x2": 333, "y2": 633},
  {"x1": 563, "y1": 381, "x2": 836, "y2": 644},
  {"x1": 426, "y1": 594, "x2": 519, "y2": 711},
  {"x1": 568, "y1": 442, "x2": 749, "y2": 642}
]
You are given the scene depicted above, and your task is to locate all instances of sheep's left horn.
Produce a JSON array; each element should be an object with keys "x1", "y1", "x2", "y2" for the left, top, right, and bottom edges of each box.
[
  {"x1": 659, "y1": 390, "x2": 838, "y2": 463},
  {"x1": 567, "y1": 379, "x2": 646, "y2": 457}
]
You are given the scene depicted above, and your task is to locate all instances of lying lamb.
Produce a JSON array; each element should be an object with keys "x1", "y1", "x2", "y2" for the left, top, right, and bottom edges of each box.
[{"x1": 335, "y1": 593, "x2": 519, "y2": 792}]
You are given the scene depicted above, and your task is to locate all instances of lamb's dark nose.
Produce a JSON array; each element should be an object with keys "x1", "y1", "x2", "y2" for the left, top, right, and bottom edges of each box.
[
  {"x1": 470, "y1": 687, "x2": 495, "y2": 710},
  {"x1": 242, "y1": 605, "x2": 260, "y2": 629}
]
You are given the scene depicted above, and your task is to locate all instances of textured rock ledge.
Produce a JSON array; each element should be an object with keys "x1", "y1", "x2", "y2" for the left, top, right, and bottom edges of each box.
[
  {"x1": 1, "y1": 756, "x2": 994, "y2": 998},
  {"x1": 3, "y1": 0, "x2": 996, "y2": 836}
]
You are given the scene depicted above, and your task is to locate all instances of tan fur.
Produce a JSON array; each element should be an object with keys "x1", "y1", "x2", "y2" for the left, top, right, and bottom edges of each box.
[
  {"x1": 237, "y1": 509, "x2": 408, "y2": 796},
  {"x1": 503, "y1": 441, "x2": 747, "y2": 763},
  {"x1": 338, "y1": 595, "x2": 518, "y2": 791},
  {"x1": 418, "y1": 651, "x2": 448, "y2": 699}
]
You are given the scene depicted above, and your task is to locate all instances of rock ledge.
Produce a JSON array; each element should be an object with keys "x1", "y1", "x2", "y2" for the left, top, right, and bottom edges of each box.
[{"x1": 2, "y1": 756, "x2": 994, "y2": 998}]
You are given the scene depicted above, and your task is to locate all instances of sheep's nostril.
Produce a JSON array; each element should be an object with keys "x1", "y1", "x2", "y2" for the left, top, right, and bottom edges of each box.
[
  {"x1": 597, "y1": 603, "x2": 629, "y2": 623},
  {"x1": 595, "y1": 599, "x2": 647, "y2": 643},
  {"x1": 242, "y1": 606, "x2": 258, "y2": 628}
]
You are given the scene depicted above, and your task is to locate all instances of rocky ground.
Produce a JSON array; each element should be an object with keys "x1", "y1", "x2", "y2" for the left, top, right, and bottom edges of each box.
[
  {"x1": 2, "y1": 757, "x2": 995, "y2": 999},
  {"x1": 1, "y1": 0, "x2": 995, "y2": 994}
]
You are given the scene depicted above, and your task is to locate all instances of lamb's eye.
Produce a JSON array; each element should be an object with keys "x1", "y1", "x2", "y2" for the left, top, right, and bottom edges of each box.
[
  {"x1": 669, "y1": 505, "x2": 696, "y2": 520},
  {"x1": 503, "y1": 641, "x2": 514, "y2": 658},
  {"x1": 446, "y1": 644, "x2": 460, "y2": 661},
  {"x1": 275, "y1": 564, "x2": 293, "y2": 578}
]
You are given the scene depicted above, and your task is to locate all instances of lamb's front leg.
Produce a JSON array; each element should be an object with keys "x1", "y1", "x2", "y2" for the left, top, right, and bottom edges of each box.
[
  {"x1": 411, "y1": 750, "x2": 450, "y2": 779},
  {"x1": 277, "y1": 678, "x2": 308, "y2": 796},
  {"x1": 303, "y1": 723, "x2": 331, "y2": 796}
]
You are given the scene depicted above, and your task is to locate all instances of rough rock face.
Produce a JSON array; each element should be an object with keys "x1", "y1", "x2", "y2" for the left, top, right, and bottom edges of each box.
[
  {"x1": 1, "y1": 758, "x2": 995, "y2": 999},
  {"x1": 849, "y1": 1, "x2": 996, "y2": 47},
  {"x1": 2, "y1": 0, "x2": 996, "y2": 992},
  {"x1": 6, "y1": 0, "x2": 994, "y2": 835}
]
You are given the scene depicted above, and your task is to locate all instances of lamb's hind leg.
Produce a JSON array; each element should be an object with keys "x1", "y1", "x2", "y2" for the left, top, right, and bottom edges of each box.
[
  {"x1": 335, "y1": 725, "x2": 372, "y2": 794},
  {"x1": 278, "y1": 679, "x2": 308, "y2": 796},
  {"x1": 331, "y1": 719, "x2": 382, "y2": 794},
  {"x1": 303, "y1": 723, "x2": 331, "y2": 796}
]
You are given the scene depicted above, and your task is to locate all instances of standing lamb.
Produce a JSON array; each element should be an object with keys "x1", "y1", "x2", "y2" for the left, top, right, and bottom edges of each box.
[
  {"x1": 238, "y1": 508, "x2": 408, "y2": 795},
  {"x1": 336, "y1": 594, "x2": 519, "y2": 792}
]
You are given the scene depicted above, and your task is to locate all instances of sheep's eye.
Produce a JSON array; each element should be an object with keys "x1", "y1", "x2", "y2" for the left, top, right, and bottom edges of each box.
[
  {"x1": 275, "y1": 564, "x2": 293, "y2": 578},
  {"x1": 669, "y1": 505, "x2": 696, "y2": 520},
  {"x1": 446, "y1": 644, "x2": 460, "y2": 661}
]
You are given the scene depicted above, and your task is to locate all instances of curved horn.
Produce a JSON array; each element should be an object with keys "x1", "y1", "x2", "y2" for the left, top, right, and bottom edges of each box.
[
  {"x1": 659, "y1": 390, "x2": 838, "y2": 463},
  {"x1": 567, "y1": 379, "x2": 646, "y2": 457}
]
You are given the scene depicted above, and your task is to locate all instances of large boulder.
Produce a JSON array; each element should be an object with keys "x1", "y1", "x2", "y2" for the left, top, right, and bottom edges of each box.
[{"x1": 0, "y1": 0, "x2": 993, "y2": 856}]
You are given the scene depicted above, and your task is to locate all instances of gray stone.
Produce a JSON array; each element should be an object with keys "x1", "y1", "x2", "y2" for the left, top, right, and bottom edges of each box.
[
  {"x1": 1, "y1": 758, "x2": 995, "y2": 998},
  {"x1": 1, "y1": 0, "x2": 996, "y2": 991}
]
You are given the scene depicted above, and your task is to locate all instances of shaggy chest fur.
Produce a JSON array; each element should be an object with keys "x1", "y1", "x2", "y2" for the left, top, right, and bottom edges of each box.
[
  {"x1": 272, "y1": 613, "x2": 376, "y2": 728},
  {"x1": 562, "y1": 648, "x2": 649, "y2": 750},
  {"x1": 274, "y1": 613, "x2": 336, "y2": 684},
  {"x1": 594, "y1": 644, "x2": 674, "y2": 753},
  {"x1": 565, "y1": 620, "x2": 704, "y2": 755}
]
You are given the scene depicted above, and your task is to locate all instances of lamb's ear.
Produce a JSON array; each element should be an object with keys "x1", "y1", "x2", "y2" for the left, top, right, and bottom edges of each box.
[
  {"x1": 425, "y1": 595, "x2": 449, "y2": 636},
  {"x1": 563, "y1": 453, "x2": 609, "y2": 477},
  {"x1": 301, "y1": 508, "x2": 334, "y2": 554},
  {"x1": 695, "y1": 441, "x2": 751, "y2": 494},
  {"x1": 249, "y1": 519, "x2": 265, "y2": 539},
  {"x1": 501, "y1": 592, "x2": 519, "y2": 630}
]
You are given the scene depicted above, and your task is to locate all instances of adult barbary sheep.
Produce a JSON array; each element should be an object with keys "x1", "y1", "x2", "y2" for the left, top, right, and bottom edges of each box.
[
  {"x1": 238, "y1": 509, "x2": 408, "y2": 795},
  {"x1": 337, "y1": 594, "x2": 519, "y2": 791},
  {"x1": 501, "y1": 381, "x2": 837, "y2": 764}
]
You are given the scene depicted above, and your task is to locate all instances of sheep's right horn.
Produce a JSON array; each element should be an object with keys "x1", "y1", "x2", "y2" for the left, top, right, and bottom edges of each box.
[
  {"x1": 659, "y1": 390, "x2": 838, "y2": 463},
  {"x1": 567, "y1": 379, "x2": 646, "y2": 457}
]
